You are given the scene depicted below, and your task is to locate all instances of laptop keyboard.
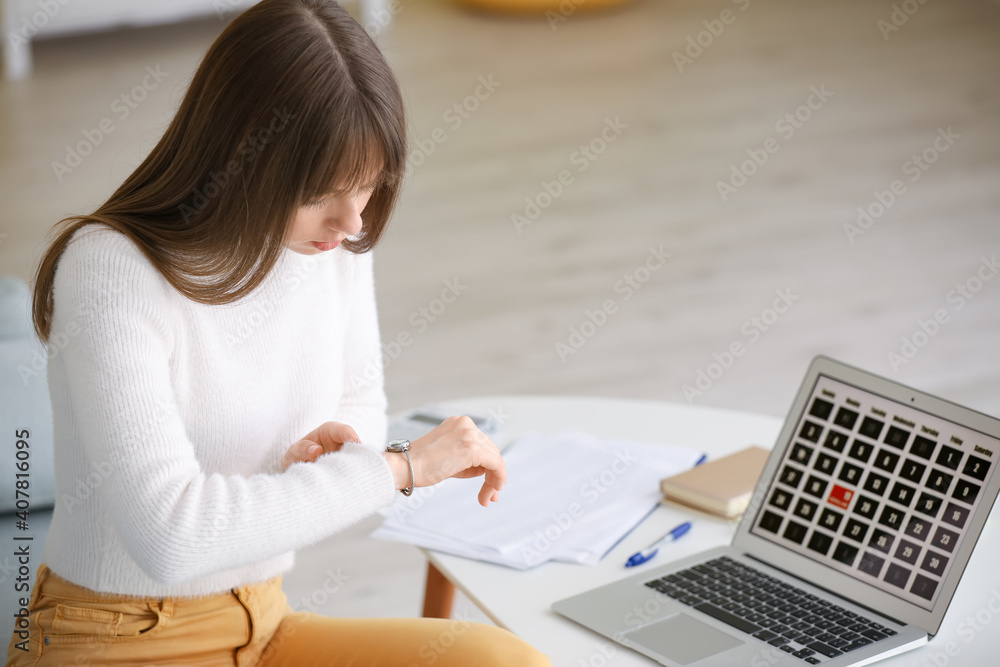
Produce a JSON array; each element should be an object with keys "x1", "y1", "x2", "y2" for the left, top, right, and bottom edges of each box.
[{"x1": 643, "y1": 556, "x2": 898, "y2": 664}]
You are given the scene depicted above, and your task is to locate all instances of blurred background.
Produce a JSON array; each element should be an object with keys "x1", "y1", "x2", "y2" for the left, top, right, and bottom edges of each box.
[{"x1": 1, "y1": 0, "x2": 999, "y2": 623}]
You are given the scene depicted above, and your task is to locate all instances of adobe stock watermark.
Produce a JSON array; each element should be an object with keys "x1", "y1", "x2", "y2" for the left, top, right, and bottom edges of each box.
[
  {"x1": 16, "y1": 318, "x2": 82, "y2": 385},
  {"x1": 350, "y1": 277, "x2": 468, "y2": 389},
  {"x1": 519, "y1": 447, "x2": 638, "y2": 566},
  {"x1": 249, "y1": 570, "x2": 347, "y2": 660},
  {"x1": 51, "y1": 65, "x2": 169, "y2": 182},
  {"x1": 717, "y1": 84, "x2": 833, "y2": 202},
  {"x1": 405, "y1": 75, "x2": 501, "y2": 178},
  {"x1": 292, "y1": 566, "x2": 351, "y2": 613},
  {"x1": 511, "y1": 116, "x2": 628, "y2": 234},
  {"x1": 254, "y1": 620, "x2": 298, "y2": 665},
  {"x1": 733, "y1": 484, "x2": 771, "y2": 540},
  {"x1": 682, "y1": 287, "x2": 799, "y2": 402},
  {"x1": 406, "y1": 610, "x2": 476, "y2": 667},
  {"x1": 750, "y1": 644, "x2": 789, "y2": 667},
  {"x1": 57, "y1": 395, "x2": 178, "y2": 515},
  {"x1": 359, "y1": 0, "x2": 416, "y2": 35},
  {"x1": 179, "y1": 107, "x2": 295, "y2": 222},
  {"x1": 211, "y1": 0, "x2": 254, "y2": 20},
  {"x1": 555, "y1": 245, "x2": 671, "y2": 362},
  {"x1": 0, "y1": 552, "x2": 18, "y2": 587},
  {"x1": 6, "y1": 0, "x2": 73, "y2": 50},
  {"x1": 887, "y1": 254, "x2": 997, "y2": 372},
  {"x1": 844, "y1": 126, "x2": 959, "y2": 244},
  {"x1": 17, "y1": 310, "x2": 91, "y2": 387},
  {"x1": 10, "y1": 613, "x2": 111, "y2": 665},
  {"x1": 546, "y1": 0, "x2": 588, "y2": 30},
  {"x1": 908, "y1": 588, "x2": 1000, "y2": 667},
  {"x1": 672, "y1": 0, "x2": 752, "y2": 73},
  {"x1": 877, "y1": 0, "x2": 931, "y2": 41},
  {"x1": 621, "y1": 589, "x2": 673, "y2": 634},
  {"x1": 17, "y1": 273, "x2": 128, "y2": 386},
  {"x1": 225, "y1": 250, "x2": 322, "y2": 347},
  {"x1": 578, "y1": 641, "x2": 618, "y2": 667}
]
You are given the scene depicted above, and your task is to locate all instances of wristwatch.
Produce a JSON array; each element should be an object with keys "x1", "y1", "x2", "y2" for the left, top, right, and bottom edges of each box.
[{"x1": 386, "y1": 439, "x2": 414, "y2": 496}]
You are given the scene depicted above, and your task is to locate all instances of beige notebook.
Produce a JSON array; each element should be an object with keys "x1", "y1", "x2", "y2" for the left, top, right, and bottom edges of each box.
[{"x1": 659, "y1": 445, "x2": 770, "y2": 519}]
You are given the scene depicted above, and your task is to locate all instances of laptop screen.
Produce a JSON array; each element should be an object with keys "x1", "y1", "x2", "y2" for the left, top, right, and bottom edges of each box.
[{"x1": 749, "y1": 374, "x2": 1000, "y2": 611}]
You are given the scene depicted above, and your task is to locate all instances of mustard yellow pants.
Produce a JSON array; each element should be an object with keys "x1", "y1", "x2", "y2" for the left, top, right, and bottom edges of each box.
[{"x1": 5, "y1": 563, "x2": 552, "y2": 667}]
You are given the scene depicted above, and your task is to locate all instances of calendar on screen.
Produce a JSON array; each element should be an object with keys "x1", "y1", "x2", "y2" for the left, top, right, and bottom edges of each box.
[{"x1": 751, "y1": 375, "x2": 999, "y2": 611}]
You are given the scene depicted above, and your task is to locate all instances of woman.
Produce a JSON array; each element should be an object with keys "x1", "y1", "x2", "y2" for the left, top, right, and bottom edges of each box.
[{"x1": 5, "y1": 1, "x2": 551, "y2": 664}]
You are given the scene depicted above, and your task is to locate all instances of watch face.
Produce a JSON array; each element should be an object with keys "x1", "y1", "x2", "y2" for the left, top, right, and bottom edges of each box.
[{"x1": 387, "y1": 439, "x2": 409, "y2": 452}]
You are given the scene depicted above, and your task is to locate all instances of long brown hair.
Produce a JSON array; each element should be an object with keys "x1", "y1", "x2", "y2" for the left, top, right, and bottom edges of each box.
[{"x1": 32, "y1": 0, "x2": 407, "y2": 343}]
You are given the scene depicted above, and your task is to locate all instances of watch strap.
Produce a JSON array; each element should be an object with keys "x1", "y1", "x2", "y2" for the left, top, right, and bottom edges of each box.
[
  {"x1": 401, "y1": 448, "x2": 414, "y2": 496},
  {"x1": 387, "y1": 439, "x2": 414, "y2": 496}
]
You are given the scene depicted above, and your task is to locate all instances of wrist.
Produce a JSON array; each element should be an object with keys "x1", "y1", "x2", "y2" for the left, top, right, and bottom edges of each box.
[{"x1": 382, "y1": 451, "x2": 410, "y2": 491}]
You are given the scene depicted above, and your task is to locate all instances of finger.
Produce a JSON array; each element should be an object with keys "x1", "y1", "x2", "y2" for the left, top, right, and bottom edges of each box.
[
  {"x1": 316, "y1": 422, "x2": 361, "y2": 452},
  {"x1": 466, "y1": 440, "x2": 506, "y2": 501},
  {"x1": 484, "y1": 467, "x2": 506, "y2": 499},
  {"x1": 478, "y1": 444, "x2": 507, "y2": 491},
  {"x1": 282, "y1": 439, "x2": 322, "y2": 470},
  {"x1": 473, "y1": 447, "x2": 505, "y2": 507},
  {"x1": 298, "y1": 439, "x2": 322, "y2": 461},
  {"x1": 478, "y1": 480, "x2": 500, "y2": 507}
]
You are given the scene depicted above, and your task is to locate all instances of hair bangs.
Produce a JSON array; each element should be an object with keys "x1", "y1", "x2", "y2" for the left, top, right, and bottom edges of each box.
[{"x1": 303, "y1": 105, "x2": 390, "y2": 203}]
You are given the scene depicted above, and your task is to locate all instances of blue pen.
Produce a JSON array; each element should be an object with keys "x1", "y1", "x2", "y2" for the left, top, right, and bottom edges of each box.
[{"x1": 625, "y1": 521, "x2": 692, "y2": 568}]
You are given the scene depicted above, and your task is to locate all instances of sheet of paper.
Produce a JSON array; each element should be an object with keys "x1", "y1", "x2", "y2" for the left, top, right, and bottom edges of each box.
[{"x1": 372, "y1": 430, "x2": 703, "y2": 569}]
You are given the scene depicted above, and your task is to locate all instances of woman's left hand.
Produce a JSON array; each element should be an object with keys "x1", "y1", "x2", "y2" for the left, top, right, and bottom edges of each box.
[{"x1": 281, "y1": 421, "x2": 360, "y2": 471}]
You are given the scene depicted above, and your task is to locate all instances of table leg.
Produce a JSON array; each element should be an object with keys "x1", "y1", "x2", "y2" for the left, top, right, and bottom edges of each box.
[{"x1": 422, "y1": 562, "x2": 455, "y2": 618}]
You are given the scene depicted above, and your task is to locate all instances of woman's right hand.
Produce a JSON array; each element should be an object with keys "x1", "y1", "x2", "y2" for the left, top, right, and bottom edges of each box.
[
  {"x1": 384, "y1": 416, "x2": 507, "y2": 507},
  {"x1": 281, "y1": 421, "x2": 360, "y2": 472}
]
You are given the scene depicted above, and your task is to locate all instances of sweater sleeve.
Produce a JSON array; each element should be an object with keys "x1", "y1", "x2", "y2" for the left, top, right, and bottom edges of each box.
[
  {"x1": 335, "y1": 250, "x2": 389, "y2": 453},
  {"x1": 53, "y1": 230, "x2": 396, "y2": 585}
]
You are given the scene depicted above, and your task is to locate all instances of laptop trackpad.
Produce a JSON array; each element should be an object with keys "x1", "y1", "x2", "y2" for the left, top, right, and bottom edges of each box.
[{"x1": 623, "y1": 613, "x2": 744, "y2": 665}]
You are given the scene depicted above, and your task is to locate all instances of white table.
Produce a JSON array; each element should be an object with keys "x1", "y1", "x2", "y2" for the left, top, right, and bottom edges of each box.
[{"x1": 415, "y1": 395, "x2": 1000, "y2": 666}]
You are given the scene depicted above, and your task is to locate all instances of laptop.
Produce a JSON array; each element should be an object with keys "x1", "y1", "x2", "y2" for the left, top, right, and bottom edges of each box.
[{"x1": 552, "y1": 355, "x2": 1000, "y2": 666}]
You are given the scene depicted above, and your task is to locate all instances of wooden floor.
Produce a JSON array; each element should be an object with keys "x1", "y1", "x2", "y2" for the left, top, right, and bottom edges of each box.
[{"x1": 2, "y1": 0, "x2": 999, "y2": 623}]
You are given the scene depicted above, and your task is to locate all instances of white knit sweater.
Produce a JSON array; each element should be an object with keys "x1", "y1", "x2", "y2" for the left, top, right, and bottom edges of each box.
[{"x1": 42, "y1": 225, "x2": 397, "y2": 597}]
